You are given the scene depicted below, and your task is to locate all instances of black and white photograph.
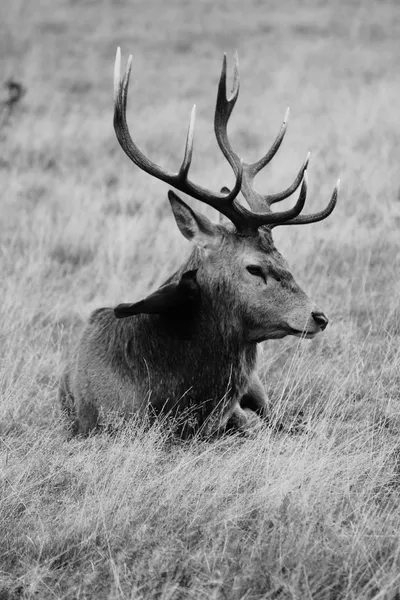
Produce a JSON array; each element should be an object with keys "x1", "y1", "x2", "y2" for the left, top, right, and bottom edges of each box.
[{"x1": 1, "y1": 0, "x2": 399, "y2": 598}]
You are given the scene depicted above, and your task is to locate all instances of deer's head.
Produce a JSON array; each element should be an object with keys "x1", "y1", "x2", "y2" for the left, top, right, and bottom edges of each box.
[{"x1": 113, "y1": 50, "x2": 339, "y2": 343}]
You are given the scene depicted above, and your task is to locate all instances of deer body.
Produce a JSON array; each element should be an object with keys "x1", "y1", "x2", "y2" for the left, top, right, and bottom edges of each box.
[
  {"x1": 61, "y1": 302, "x2": 259, "y2": 437},
  {"x1": 60, "y1": 244, "x2": 263, "y2": 436},
  {"x1": 59, "y1": 50, "x2": 339, "y2": 436}
]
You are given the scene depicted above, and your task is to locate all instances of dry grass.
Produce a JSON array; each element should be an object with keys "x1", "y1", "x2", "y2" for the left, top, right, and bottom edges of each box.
[{"x1": 1, "y1": 0, "x2": 400, "y2": 598}]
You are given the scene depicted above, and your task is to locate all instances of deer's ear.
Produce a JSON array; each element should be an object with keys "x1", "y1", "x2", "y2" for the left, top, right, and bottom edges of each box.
[
  {"x1": 168, "y1": 190, "x2": 222, "y2": 248},
  {"x1": 114, "y1": 270, "x2": 200, "y2": 319}
]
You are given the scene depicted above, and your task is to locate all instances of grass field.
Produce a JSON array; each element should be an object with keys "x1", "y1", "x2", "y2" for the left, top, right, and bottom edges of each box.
[{"x1": 1, "y1": 0, "x2": 400, "y2": 598}]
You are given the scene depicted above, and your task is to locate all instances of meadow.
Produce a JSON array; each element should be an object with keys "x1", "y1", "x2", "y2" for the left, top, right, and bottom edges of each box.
[{"x1": 1, "y1": 0, "x2": 400, "y2": 598}]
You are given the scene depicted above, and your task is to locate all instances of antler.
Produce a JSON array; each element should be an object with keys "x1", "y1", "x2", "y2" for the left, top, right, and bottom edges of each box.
[
  {"x1": 113, "y1": 48, "x2": 338, "y2": 232},
  {"x1": 214, "y1": 53, "x2": 340, "y2": 228},
  {"x1": 114, "y1": 48, "x2": 250, "y2": 230},
  {"x1": 114, "y1": 49, "x2": 311, "y2": 232}
]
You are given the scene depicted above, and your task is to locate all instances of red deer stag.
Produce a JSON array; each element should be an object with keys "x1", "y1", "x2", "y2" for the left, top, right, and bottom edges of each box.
[{"x1": 59, "y1": 49, "x2": 339, "y2": 437}]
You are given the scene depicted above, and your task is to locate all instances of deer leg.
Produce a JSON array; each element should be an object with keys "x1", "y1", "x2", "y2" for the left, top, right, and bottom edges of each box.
[
  {"x1": 77, "y1": 404, "x2": 99, "y2": 436},
  {"x1": 240, "y1": 374, "x2": 270, "y2": 421},
  {"x1": 214, "y1": 401, "x2": 249, "y2": 435},
  {"x1": 75, "y1": 391, "x2": 99, "y2": 436},
  {"x1": 226, "y1": 403, "x2": 249, "y2": 432}
]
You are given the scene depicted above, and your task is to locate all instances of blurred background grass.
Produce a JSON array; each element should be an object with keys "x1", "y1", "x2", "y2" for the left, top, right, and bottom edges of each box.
[{"x1": 1, "y1": 0, "x2": 400, "y2": 598}]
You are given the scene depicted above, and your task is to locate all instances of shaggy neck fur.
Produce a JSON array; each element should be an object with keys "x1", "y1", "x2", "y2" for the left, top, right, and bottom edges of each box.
[{"x1": 112, "y1": 245, "x2": 259, "y2": 430}]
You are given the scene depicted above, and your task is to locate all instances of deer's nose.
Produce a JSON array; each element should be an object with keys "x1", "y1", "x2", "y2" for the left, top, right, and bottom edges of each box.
[{"x1": 312, "y1": 311, "x2": 329, "y2": 331}]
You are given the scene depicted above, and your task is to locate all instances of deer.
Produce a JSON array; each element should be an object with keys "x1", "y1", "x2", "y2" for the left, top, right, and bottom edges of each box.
[{"x1": 59, "y1": 48, "x2": 339, "y2": 438}]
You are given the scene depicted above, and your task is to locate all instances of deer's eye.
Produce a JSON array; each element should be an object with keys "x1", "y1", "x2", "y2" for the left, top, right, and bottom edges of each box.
[{"x1": 246, "y1": 265, "x2": 266, "y2": 281}]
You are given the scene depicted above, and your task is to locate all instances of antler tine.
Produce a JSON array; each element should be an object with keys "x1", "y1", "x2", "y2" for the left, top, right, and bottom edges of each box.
[
  {"x1": 114, "y1": 46, "x2": 122, "y2": 103},
  {"x1": 113, "y1": 48, "x2": 246, "y2": 225},
  {"x1": 272, "y1": 179, "x2": 340, "y2": 227},
  {"x1": 214, "y1": 53, "x2": 242, "y2": 175},
  {"x1": 264, "y1": 171, "x2": 308, "y2": 225},
  {"x1": 178, "y1": 105, "x2": 196, "y2": 179},
  {"x1": 267, "y1": 151, "x2": 310, "y2": 205},
  {"x1": 247, "y1": 107, "x2": 290, "y2": 179},
  {"x1": 220, "y1": 53, "x2": 240, "y2": 116},
  {"x1": 114, "y1": 50, "x2": 173, "y2": 178},
  {"x1": 239, "y1": 171, "x2": 309, "y2": 229},
  {"x1": 231, "y1": 52, "x2": 240, "y2": 102},
  {"x1": 121, "y1": 54, "x2": 133, "y2": 113}
]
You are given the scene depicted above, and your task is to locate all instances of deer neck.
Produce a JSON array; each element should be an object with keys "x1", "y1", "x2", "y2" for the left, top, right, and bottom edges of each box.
[{"x1": 166, "y1": 250, "x2": 257, "y2": 364}]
